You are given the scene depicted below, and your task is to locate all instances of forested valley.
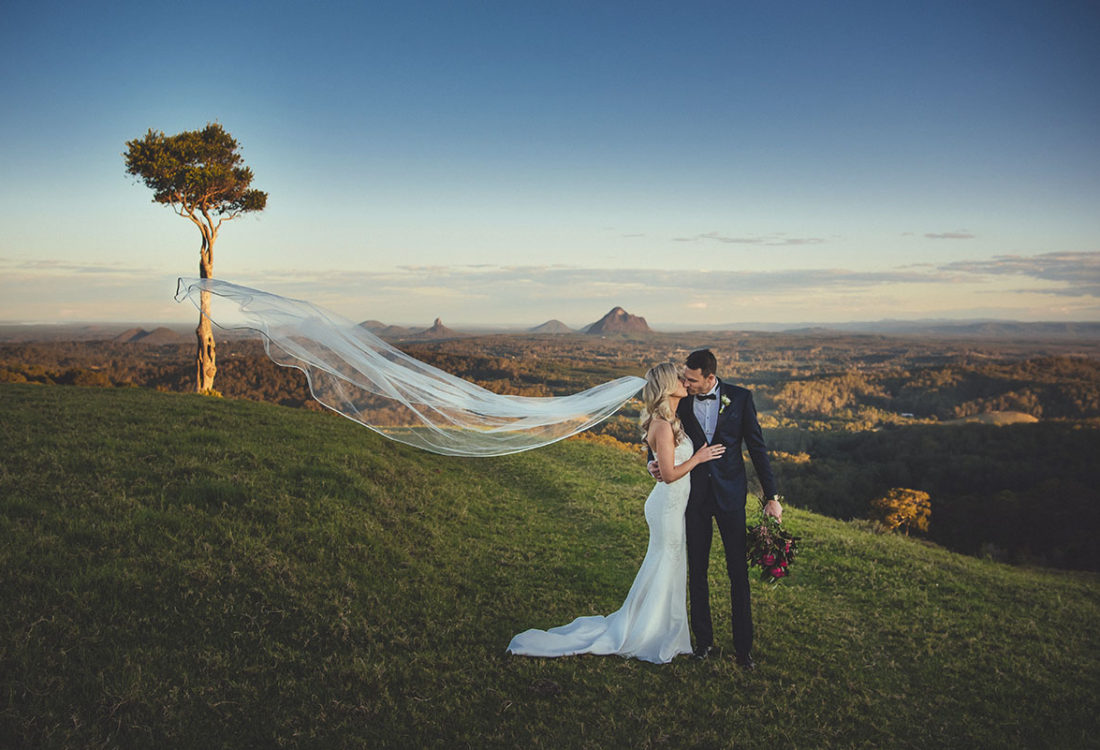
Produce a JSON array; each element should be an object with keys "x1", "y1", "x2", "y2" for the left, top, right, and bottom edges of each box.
[{"x1": 3, "y1": 328, "x2": 1098, "y2": 570}]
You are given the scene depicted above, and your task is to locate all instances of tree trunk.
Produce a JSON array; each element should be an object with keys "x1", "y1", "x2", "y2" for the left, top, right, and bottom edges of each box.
[{"x1": 195, "y1": 254, "x2": 216, "y2": 393}]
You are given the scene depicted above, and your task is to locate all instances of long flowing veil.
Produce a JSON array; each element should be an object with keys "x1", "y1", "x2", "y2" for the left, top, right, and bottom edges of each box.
[{"x1": 175, "y1": 278, "x2": 645, "y2": 456}]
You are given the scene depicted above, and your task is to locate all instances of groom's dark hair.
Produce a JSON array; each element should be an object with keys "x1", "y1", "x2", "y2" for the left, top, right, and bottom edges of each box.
[{"x1": 685, "y1": 349, "x2": 717, "y2": 377}]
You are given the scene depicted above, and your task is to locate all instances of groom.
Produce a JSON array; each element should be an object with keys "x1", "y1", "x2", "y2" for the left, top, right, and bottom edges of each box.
[{"x1": 652, "y1": 349, "x2": 781, "y2": 670}]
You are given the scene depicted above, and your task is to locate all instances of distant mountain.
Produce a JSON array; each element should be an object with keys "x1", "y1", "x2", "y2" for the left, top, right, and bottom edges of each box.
[
  {"x1": 113, "y1": 327, "x2": 185, "y2": 345},
  {"x1": 584, "y1": 307, "x2": 652, "y2": 335},
  {"x1": 414, "y1": 318, "x2": 462, "y2": 340},
  {"x1": 780, "y1": 320, "x2": 1100, "y2": 339},
  {"x1": 916, "y1": 321, "x2": 1100, "y2": 339},
  {"x1": 658, "y1": 319, "x2": 1100, "y2": 339},
  {"x1": 359, "y1": 318, "x2": 463, "y2": 340},
  {"x1": 358, "y1": 320, "x2": 421, "y2": 339},
  {"x1": 20, "y1": 323, "x2": 241, "y2": 344},
  {"x1": 360, "y1": 318, "x2": 466, "y2": 340},
  {"x1": 112, "y1": 327, "x2": 145, "y2": 343},
  {"x1": 529, "y1": 319, "x2": 573, "y2": 334}
]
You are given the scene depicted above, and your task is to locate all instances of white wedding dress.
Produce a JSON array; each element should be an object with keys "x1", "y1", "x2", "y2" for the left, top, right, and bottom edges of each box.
[{"x1": 507, "y1": 437, "x2": 693, "y2": 664}]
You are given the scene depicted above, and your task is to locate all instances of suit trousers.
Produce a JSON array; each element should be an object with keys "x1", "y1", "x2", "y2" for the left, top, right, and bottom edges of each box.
[{"x1": 685, "y1": 487, "x2": 753, "y2": 657}]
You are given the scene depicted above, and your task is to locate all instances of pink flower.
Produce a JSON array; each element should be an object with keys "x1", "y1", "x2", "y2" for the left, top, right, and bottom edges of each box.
[
  {"x1": 769, "y1": 567, "x2": 786, "y2": 578},
  {"x1": 779, "y1": 559, "x2": 788, "y2": 568},
  {"x1": 784, "y1": 541, "x2": 792, "y2": 553},
  {"x1": 761, "y1": 553, "x2": 776, "y2": 567}
]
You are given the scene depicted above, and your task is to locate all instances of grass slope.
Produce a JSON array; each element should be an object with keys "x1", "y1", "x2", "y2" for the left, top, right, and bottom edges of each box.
[{"x1": 1, "y1": 383, "x2": 1098, "y2": 748}]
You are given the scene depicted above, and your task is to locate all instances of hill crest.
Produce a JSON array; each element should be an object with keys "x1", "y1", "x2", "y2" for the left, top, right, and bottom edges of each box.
[
  {"x1": 529, "y1": 319, "x2": 573, "y2": 334},
  {"x1": 113, "y1": 326, "x2": 185, "y2": 345},
  {"x1": 1, "y1": 383, "x2": 1094, "y2": 748}
]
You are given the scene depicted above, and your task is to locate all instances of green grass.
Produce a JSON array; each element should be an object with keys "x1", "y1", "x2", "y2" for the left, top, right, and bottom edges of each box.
[{"x1": 2, "y1": 383, "x2": 1098, "y2": 748}]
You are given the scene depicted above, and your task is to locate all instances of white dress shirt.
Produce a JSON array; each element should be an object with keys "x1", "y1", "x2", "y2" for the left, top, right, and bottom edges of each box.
[{"x1": 693, "y1": 381, "x2": 721, "y2": 443}]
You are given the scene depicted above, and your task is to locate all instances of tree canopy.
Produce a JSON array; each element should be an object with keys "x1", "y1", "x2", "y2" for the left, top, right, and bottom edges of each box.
[{"x1": 124, "y1": 123, "x2": 267, "y2": 222}]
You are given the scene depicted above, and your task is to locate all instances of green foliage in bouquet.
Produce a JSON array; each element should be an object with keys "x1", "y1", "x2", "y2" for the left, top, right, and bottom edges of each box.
[{"x1": 747, "y1": 510, "x2": 800, "y2": 584}]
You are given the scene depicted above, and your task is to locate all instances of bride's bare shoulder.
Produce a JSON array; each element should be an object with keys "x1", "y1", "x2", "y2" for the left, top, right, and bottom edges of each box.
[{"x1": 646, "y1": 417, "x2": 673, "y2": 442}]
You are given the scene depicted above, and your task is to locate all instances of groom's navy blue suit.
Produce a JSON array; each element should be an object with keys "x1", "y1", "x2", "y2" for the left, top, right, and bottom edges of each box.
[{"x1": 677, "y1": 380, "x2": 778, "y2": 658}]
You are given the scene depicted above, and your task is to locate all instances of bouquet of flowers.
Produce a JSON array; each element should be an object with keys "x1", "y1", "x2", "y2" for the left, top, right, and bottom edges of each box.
[{"x1": 746, "y1": 504, "x2": 800, "y2": 584}]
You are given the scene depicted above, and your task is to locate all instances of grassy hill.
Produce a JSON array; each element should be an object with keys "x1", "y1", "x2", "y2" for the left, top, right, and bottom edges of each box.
[{"x1": 1, "y1": 383, "x2": 1097, "y2": 748}]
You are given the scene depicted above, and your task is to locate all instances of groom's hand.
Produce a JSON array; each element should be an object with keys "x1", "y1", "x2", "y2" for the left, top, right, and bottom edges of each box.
[
  {"x1": 647, "y1": 459, "x2": 664, "y2": 483},
  {"x1": 764, "y1": 499, "x2": 783, "y2": 522}
]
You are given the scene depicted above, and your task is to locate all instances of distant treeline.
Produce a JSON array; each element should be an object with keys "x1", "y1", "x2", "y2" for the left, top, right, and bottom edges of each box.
[
  {"x1": 0, "y1": 340, "x2": 580, "y2": 403},
  {"x1": 767, "y1": 423, "x2": 1100, "y2": 570},
  {"x1": 0, "y1": 341, "x2": 325, "y2": 409},
  {"x1": 4, "y1": 341, "x2": 1099, "y2": 426},
  {"x1": 757, "y1": 356, "x2": 1100, "y2": 426}
]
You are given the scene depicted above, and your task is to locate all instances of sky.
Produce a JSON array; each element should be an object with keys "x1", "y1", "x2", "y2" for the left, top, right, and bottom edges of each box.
[{"x1": 1, "y1": 0, "x2": 1098, "y2": 328}]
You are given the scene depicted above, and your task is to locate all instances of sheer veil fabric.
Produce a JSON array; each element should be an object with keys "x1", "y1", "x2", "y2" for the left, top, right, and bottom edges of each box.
[{"x1": 175, "y1": 278, "x2": 645, "y2": 457}]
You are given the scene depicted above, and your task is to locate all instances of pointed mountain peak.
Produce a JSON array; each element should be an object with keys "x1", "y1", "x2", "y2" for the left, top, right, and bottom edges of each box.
[
  {"x1": 584, "y1": 307, "x2": 652, "y2": 335},
  {"x1": 416, "y1": 317, "x2": 461, "y2": 339}
]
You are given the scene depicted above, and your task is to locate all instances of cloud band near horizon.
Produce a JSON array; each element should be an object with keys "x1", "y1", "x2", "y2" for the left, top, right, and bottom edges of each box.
[
  {"x1": 1, "y1": 251, "x2": 1097, "y2": 323},
  {"x1": 259, "y1": 250, "x2": 1100, "y2": 298}
]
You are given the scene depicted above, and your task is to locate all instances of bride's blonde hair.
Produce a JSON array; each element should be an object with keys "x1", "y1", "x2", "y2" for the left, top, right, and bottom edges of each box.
[{"x1": 639, "y1": 362, "x2": 685, "y2": 444}]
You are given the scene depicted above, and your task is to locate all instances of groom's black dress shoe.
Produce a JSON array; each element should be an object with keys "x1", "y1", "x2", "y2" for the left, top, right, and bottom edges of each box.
[
  {"x1": 735, "y1": 653, "x2": 756, "y2": 671},
  {"x1": 693, "y1": 645, "x2": 715, "y2": 660}
]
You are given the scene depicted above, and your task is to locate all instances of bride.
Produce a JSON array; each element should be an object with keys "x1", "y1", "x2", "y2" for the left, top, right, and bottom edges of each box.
[{"x1": 507, "y1": 363, "x2": 725, "y2": 664}]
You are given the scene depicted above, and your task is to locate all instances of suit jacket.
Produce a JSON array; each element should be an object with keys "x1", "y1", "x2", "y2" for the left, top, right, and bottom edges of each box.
[{"x1": 677, "y1": 381, "x2": 778, "y2": 514}]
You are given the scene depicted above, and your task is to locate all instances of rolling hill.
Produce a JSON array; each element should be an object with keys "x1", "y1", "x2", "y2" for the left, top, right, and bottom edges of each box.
[
  {"x1": 113, "y1": 326, "x2": 186, "y2": 345},
  {"x1": 1, "y1": 383, "x2": 1096, "y2": 747},
  {"x1": 529, "y1": 319, "x2": 573, "y2": 334}
]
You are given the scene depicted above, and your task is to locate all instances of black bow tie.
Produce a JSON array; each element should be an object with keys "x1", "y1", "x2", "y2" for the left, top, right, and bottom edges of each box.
[{"x1": 696, "y1": 393, "x2": 717, "y2": 401}]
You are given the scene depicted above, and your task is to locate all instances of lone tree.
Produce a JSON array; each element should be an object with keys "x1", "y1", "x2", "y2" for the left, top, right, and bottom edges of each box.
[
  {"x1": 870, "y1": 487, "x2": 932, "y2": 536},
  {"x1": 124, "y1": 123, "x2": 267, "y2": 393}
]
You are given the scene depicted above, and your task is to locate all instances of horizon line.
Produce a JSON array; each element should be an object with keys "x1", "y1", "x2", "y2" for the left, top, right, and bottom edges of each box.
[{"x1": 4, "y1": 317, "x2": 1100, "y2": 331}]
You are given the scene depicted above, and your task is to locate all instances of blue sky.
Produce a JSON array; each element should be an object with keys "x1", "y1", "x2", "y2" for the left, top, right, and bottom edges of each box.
[{"x1": 1, "y1": 0, "x2": 1098, "y2": 327}]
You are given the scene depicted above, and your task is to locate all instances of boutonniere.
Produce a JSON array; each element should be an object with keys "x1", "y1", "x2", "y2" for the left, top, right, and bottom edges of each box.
[{"x1": 719, "y1": 394, "x2": 731, "y2": 414}]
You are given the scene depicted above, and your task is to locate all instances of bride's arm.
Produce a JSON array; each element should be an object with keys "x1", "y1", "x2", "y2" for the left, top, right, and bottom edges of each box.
[{"x1": 646, "y1": 420, "x2": 724, "y2": 483}]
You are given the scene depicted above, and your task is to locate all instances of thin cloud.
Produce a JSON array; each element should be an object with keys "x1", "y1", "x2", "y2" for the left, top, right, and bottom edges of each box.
[
  {"x1": 3, "y1": 258, "x2": 152, "y2": 275},
  {"x1": 1014, "y1": 285, "x2": 1100, "y2": 297},
  {"x1": 940, "y1": 251, "x2": 1100, "y2": 295},
  {"x1": 282, "y1": 252, "x2": 1100, "y2": 300},
  {"x1": 925, "y1": 231, "x2": 976, "y2": 240},
  {"x1": 208, "y1": 252, "x2": 1100, "y2": 316},
  {"x1": 673, "y1": 232, "x2": 826, "y2": 246},
  {"x1": 256, "y1": 264, "x2": 951, "y2": 302},
  {"x1": 7, "y1": 251, "x2": 1097, "y2": 323}
]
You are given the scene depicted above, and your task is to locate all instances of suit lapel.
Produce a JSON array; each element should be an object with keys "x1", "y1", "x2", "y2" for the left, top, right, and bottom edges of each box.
[
  {"x1": 714, "y1": 381, "x2": 729, "y2": 430},
  {"x1": 714, "y1": 382, "x2": 744, "y2": 439}
]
